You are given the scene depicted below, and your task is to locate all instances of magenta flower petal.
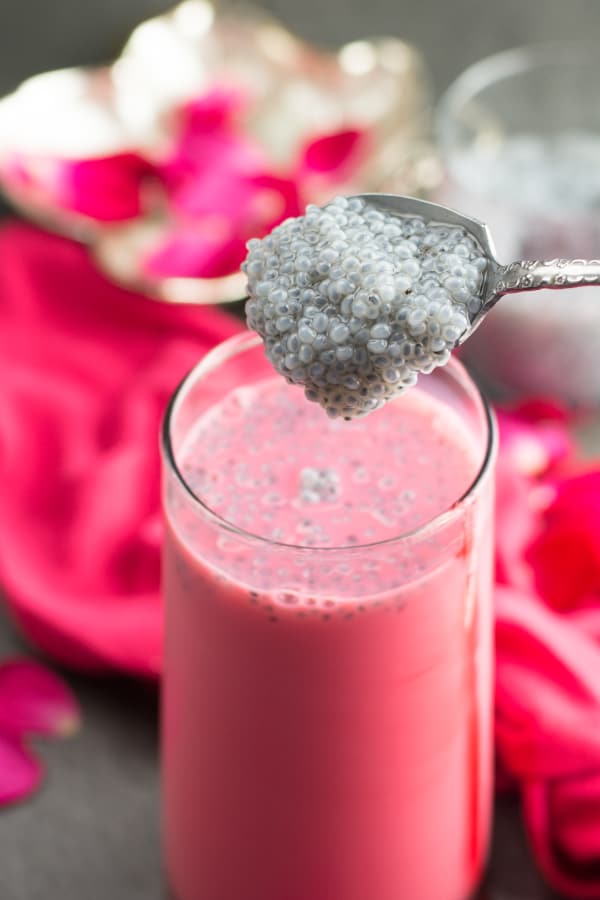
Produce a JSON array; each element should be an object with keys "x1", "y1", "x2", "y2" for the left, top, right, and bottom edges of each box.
[
  {"x1": 180, "y1": 87, "x2": 249, "y2": 136},
  {"x1": 527, "y1": 470, "x2": 600, "y2": 612},
  {"x1": 0, "y1": 734, "x2": 42, "y2": 805},
  {"x1": 160, "y1": 88, "x2": 265, "y2": 193},
  {"x1": 497, "y1": 407, "x2": 574, "y2": 477},
  {"x1": 160, "y1": 130, "x2": 264, "y2": 193},
  {"x1": 0, "y1": 659, "x2": 80, "y2": 739},
  {"x1": 247, "y1": 173, "x2": 303, "y2": 224},
  {"x1": 168, "y1": 167, "x2": 257, "y2": 219},
  {"x1": 299, "y1": 128, "x2": 368, "y2": 177},
  {"x1": 495, "y1": 455, "x2": 544, "y2": 591},
  {"x1": 58, "y1": 153, "x2": 154, "y2": 222},
  {"x1": 146, "y1": 170, "x2": 302, "y2": 279},
  {"x1": 144, "y1": 229, "x2": 247, "y2": 279}
]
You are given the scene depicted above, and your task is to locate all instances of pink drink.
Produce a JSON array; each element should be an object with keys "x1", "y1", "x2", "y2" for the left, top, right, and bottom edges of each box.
[{"x1": 162, "y1": 332, "x2": 496, "y2": 900}]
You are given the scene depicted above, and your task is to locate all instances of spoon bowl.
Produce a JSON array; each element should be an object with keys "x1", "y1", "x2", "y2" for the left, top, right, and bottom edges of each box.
[
  {"x1": 244, "y1": 191, "x2": 600, "y2": 419},
  {"x1": 358, "y1": 193, "x2": 600, "y2": 345}
]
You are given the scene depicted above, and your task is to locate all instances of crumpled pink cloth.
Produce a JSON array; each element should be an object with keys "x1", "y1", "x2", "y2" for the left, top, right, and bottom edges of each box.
[
  {"x1": 0, "y1": 222, "x2": 244, "y2": 675},
  {"x1": 496, "y1": 585, "x2": 600, "y2": 898},
  {"x1": 494, "y1": 408, "x2": 600, "y2": 899}
]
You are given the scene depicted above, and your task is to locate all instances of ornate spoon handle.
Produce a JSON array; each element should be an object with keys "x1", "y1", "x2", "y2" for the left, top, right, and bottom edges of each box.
[{"x1": 492, "y1": 258, "x2": 600, "y2": 296}]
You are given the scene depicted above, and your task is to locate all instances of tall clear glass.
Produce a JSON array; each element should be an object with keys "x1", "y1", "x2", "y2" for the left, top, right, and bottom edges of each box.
[
  {"x1": 161, "y1": 331, "x2": 497, "y2": 900},
  {"x1": 436, "y1": 43, "x2": 600, "y2": 405}
]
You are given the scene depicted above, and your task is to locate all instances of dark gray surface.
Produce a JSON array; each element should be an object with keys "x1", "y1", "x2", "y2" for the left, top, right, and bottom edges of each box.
[
  {"x1": 0, "y1": 609, "x2": 162, "y2": 900},
  {"x1": 262, "y1": 0, "x2": 600, "y2": 96},
  {"x1": 0, "y1": 0, "x2": 592, "y2": 897},
  {"x1": 0, "y1": 0, "x2": 172, "y2": 95}
]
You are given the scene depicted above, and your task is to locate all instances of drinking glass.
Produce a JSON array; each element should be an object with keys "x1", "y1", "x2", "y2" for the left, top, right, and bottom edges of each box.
[
  {"x1": 436, "y1": 43, "x2": 600, "y2": 405},
  {"x1": 161, "y1": 330, "x2": 496, "y2": 900}
]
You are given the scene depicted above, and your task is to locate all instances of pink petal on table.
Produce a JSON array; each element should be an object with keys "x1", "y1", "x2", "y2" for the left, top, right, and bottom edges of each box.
[
  {"x1": 0, "y1": 659, "x2": 80, "y2": 739},
  {"x1": 0, "y1": 734, "x2": 42, "y2": 806},
  {"x1": 299, "y1": 128, "x2": 368, "y2": 177}
]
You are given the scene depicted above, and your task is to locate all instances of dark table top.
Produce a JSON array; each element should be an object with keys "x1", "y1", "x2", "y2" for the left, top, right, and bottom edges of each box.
[{"x1": 1, "y1": 0, "x2": 597, "y2": 897}]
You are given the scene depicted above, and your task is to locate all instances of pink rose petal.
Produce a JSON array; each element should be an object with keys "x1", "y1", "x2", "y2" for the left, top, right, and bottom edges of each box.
[
  {"x1": 523, "y1": 777, "x2": 600, "y2": 900},
  {"x1": 168, "y1": 165, "x2": 260, "y2": 219},
  {"x1": 494, "y1": 402, "x2": 577, "y2": 594},
  {"x1": 495, "y1": 456, "x2": 543, "y2": 591},
  {"x1": 527, "y1": 470, "x2": 600, "y2": 612},
  {"x1": 160, "y1": 129, "x2": 265, "y2": 194},
  {"x1": 160, "y1": 88, "x2": 265, "y2": 193},
  {"x1": 0, "y1": 659, "x2": 80, "y2": 739},
  {"x1": 495, "y1": 585, "x2": 600, "y2": 780},
  {"x1": 179, "y1": 87, "x2": 250, "y2": 136},
  {"x1": 495, "y1": 583, "x2": 600, "y2": 898},
  {"x1": 144, "y1": 229, "x2": 247, "y2": 279},
  {"x1": 509, "y1": 397, "x2": 572, "y2": 424},
  {"x1": 247, "y1": 173, "x2": 302, "y2": 226},
  {"x1": 147, "y1": 172, "x2": 302, "y2": 279},
  {"x1": 299, "y1": 128, "x2": 368, "y2": 177},
  {"x1": 496, "y1": 405, "x2": 574, "y2": 477},
  {"x1": 59, "y1": 153, "x2": 154, "y2": 222},
  {"x1": 0, "y1": 734, "x2": 42, "y2": 806}
]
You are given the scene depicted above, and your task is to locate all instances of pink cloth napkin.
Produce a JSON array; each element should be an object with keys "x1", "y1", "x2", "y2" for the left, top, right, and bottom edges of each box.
[{"x1": 0, "y1": 221, "x2": 244, "y2": 675}]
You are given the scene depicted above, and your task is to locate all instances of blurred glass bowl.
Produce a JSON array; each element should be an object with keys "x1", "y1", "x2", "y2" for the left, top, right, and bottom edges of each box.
[{"x1": 0, "y1": 1, "x2": 433, "y2": 304}]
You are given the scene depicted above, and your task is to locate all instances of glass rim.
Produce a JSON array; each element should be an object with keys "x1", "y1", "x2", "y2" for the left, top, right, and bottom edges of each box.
[
  {"x1": 436, "y1": 41, "x2": 600, "y2": 148},
  {"x1": 161, "y1": 330, "x2": 497, "y2": 554}
]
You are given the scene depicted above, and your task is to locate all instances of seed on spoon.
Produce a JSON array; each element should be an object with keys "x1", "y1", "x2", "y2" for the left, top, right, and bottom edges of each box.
[{"x1": 243, "y1": 195, "x2": 488, "y2": 419}]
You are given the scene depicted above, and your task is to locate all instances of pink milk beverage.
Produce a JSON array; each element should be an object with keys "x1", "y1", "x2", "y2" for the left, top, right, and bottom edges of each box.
[{"x1": 162, "y1": 331, "x2": 496, "y2": 900}]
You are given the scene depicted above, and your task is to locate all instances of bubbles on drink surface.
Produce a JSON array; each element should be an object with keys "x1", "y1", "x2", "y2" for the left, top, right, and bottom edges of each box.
[
  {"x1": 180, "y1": 377, "x2": 476, "y2": 565},
  {"x1": 298, "y1": 467, "x2": 340, "y2": 504},
  {"x1": 244, "y1": 195, "x2": 487, "y2": 418}
]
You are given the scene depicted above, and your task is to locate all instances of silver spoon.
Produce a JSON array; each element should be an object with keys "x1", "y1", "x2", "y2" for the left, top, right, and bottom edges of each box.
[{"x1": 360, "y1": 192, "x2": 600, "y2": 344}]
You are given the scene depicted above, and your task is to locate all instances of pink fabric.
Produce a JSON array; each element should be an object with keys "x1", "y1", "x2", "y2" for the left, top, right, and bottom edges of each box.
[
  {"x1": 0, "y1": 221, "x2": 244, "y2": 675},
  {"x1": 495, "y1": 406, "x2": 600, "y2": 898}
]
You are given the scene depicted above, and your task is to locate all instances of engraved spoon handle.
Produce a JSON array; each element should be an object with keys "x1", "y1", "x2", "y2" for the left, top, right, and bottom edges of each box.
[
  {"x1": 491, "y1": 258, "x2": 600, "y2": 298},
  {"x1": 463, "y1": 256, "x2": 600, "y2": 344}
]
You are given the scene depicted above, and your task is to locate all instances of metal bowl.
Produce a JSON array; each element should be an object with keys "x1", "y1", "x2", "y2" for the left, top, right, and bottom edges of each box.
[{"x1": 0, "y1": 1, "x2": 434, "y2": 304}]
